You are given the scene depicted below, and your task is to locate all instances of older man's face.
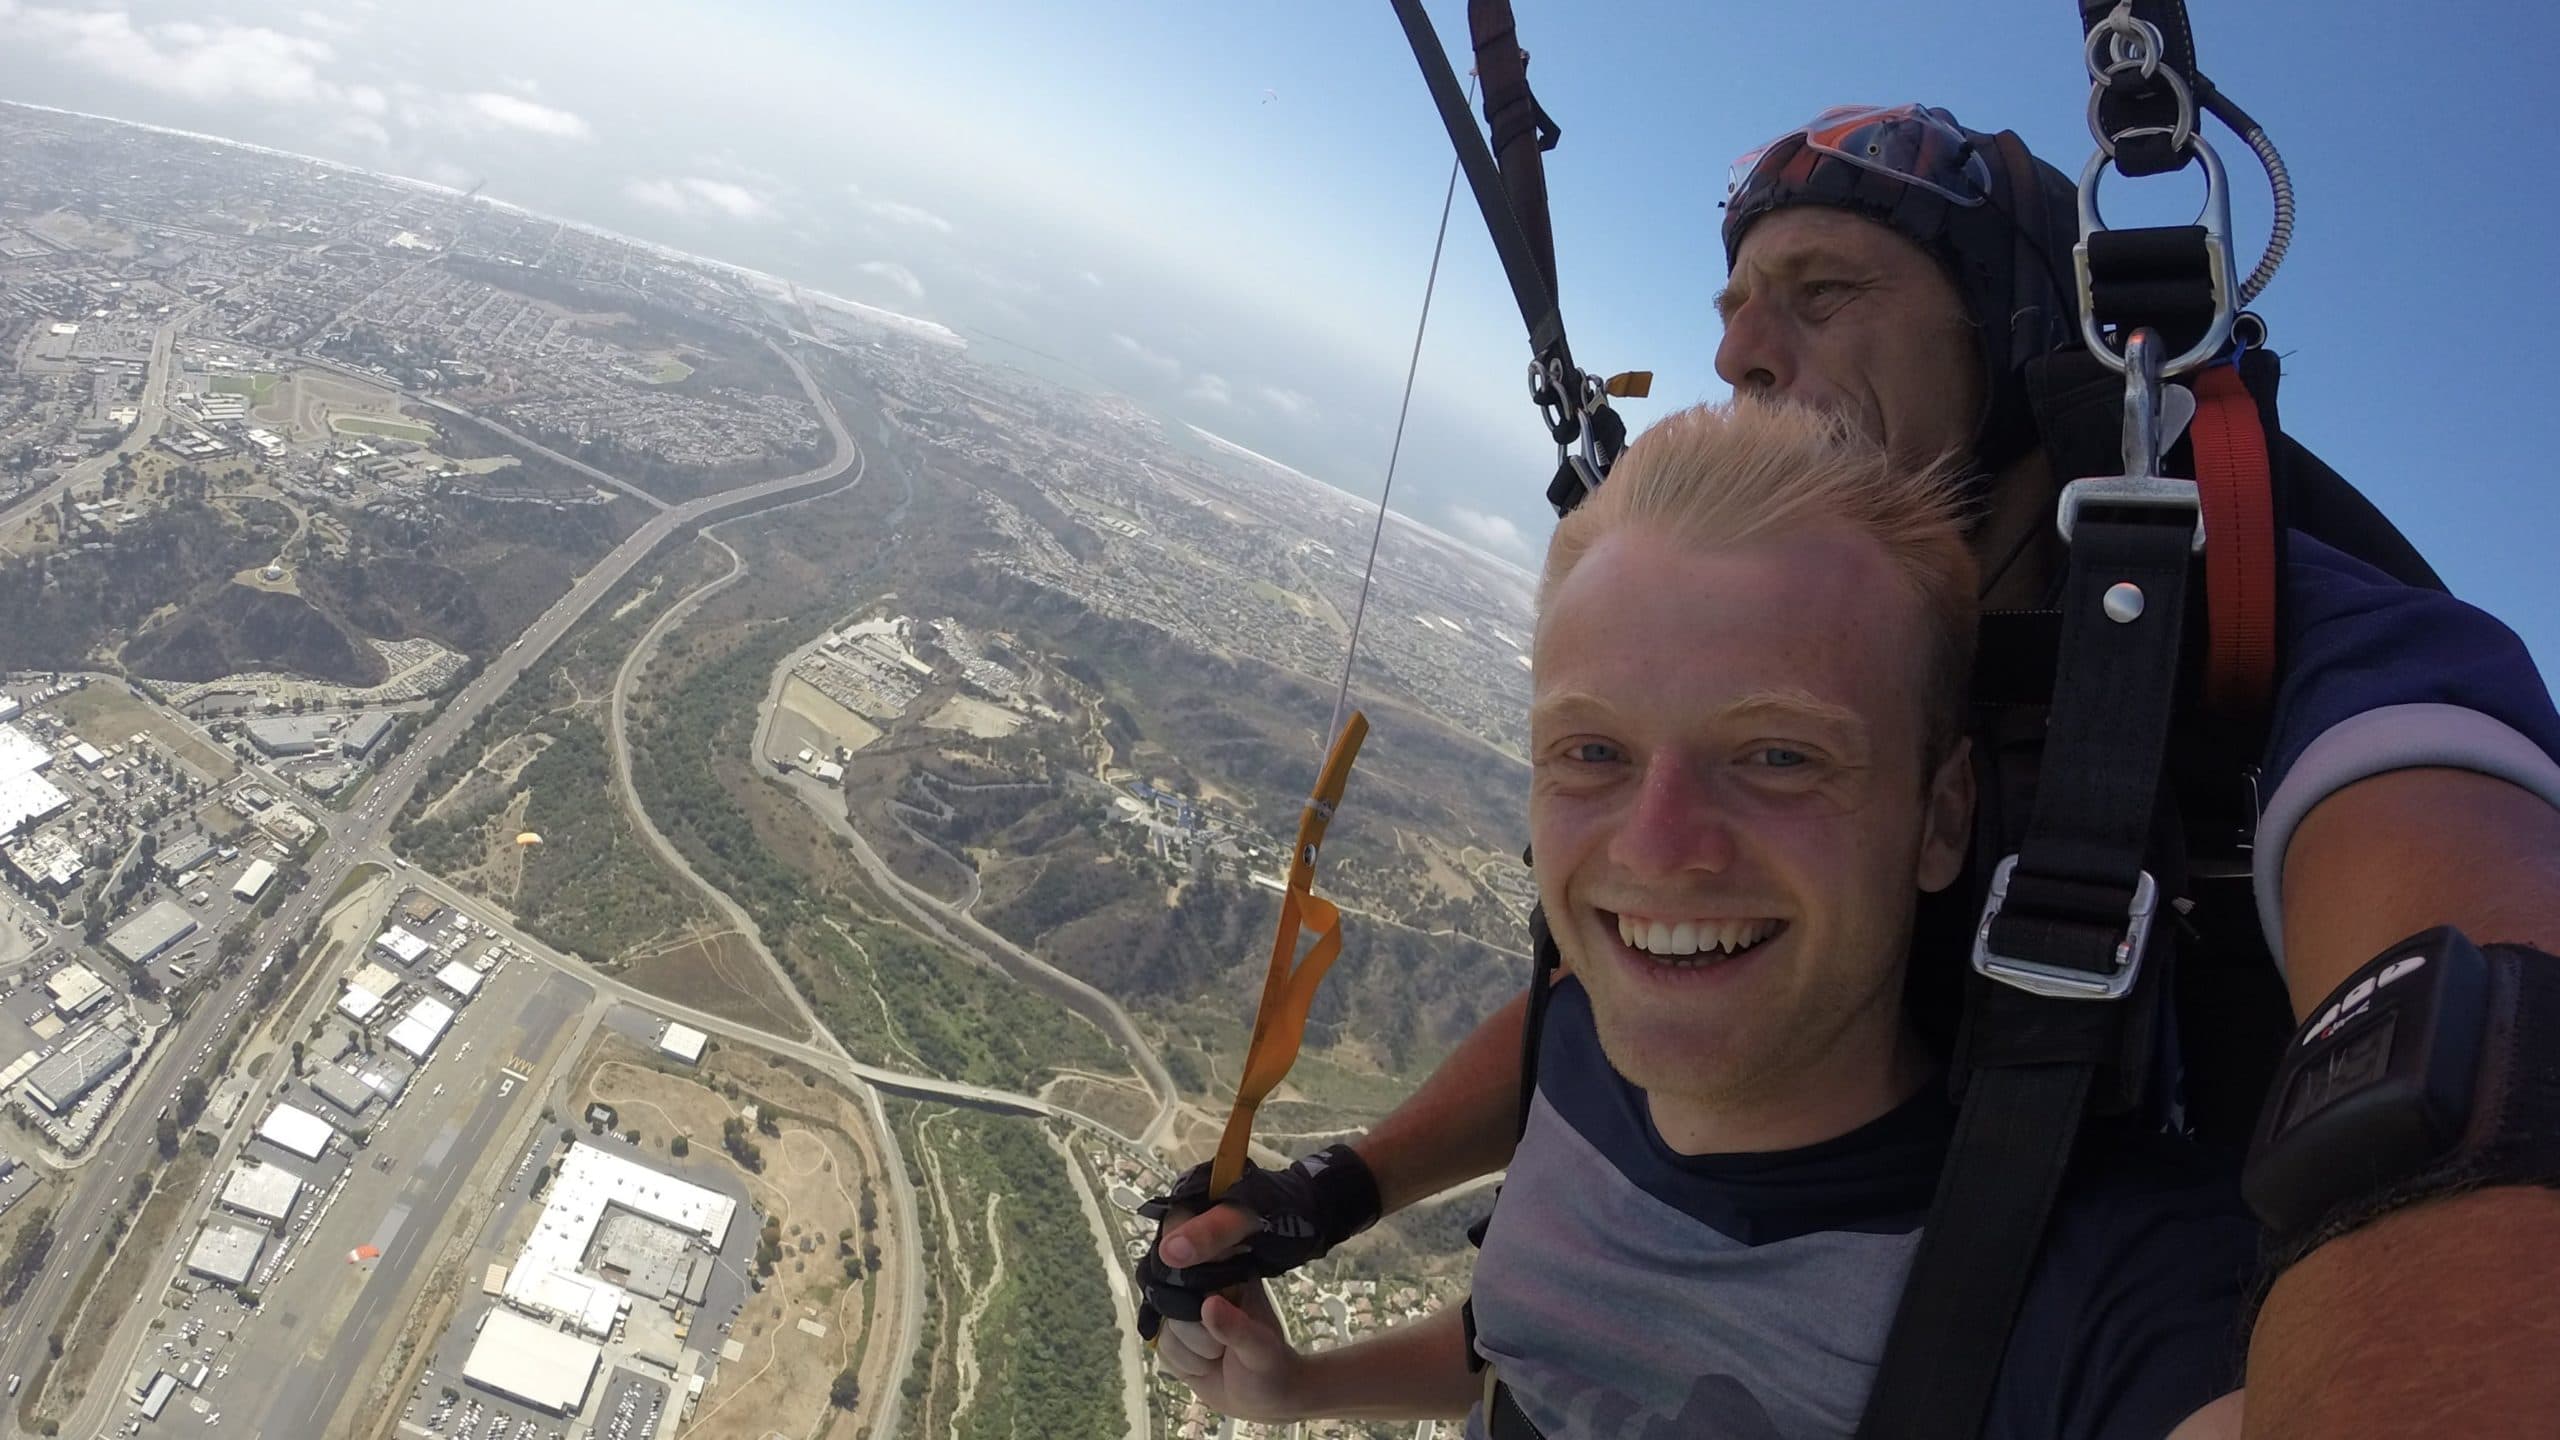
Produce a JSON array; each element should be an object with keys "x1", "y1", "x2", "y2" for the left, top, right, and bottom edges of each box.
[{"x1": 1715, "y1": 208, "x2": 1985, "y2": 473}]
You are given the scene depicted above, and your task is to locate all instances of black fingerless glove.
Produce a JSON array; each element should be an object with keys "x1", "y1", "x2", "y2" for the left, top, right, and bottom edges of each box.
[{"x1": 1133, "y1": 1143, "x2": 1382, "y2": 1339}]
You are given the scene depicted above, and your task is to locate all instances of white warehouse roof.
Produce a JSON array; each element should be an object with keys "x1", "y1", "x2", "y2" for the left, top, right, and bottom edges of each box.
[
  {"x1": 374, "y1": 926, "x2": 432, "y2": 965},
  {"x1": 461, "y1": 1308, "x2": 601, "y2": 1416},
  {"x1": 219, "y1": 1160, "x2": 303, "y2": 1224},
  {"x1": 387, "y1": 995, "x2": 455, "y2": 1058},
  {"x1": 337, "y1": 985, "x2": 387, "y2": 1023},
  {"x1": 257, "y1": 1102, "x2": 335, "y2": 1160},
  {"x1": 434, "y1": 961, "x2": 483, "y2": 1000},
  {"x1": 658, "y1": 1023, "x2": 707, "y2": 1064},
  {"x1": 501, "y1": 1143, "x2": 738, "y2": 1337},
  {"x1": 185, "y1": 1223, "x2": 267, "y2": 1286},
  {"x1": 231, "y1": 858, "x2": 277, "y2": 901}
]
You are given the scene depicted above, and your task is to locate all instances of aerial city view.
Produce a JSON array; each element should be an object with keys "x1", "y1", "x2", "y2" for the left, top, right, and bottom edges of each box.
[
  {"x1": 0, "y1": 45, "x2": 1541, "y2": 1440},
  {"x1": 6, "y1": 3, "x2": 2560, "y2": 1440}
]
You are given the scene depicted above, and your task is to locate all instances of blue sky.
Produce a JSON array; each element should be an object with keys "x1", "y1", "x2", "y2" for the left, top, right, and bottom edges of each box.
[{"x1": 3, "y1": 0, "x2": 2552, "y2": 673}]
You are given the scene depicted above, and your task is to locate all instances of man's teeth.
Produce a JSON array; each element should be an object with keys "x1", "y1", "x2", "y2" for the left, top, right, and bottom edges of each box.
[{"x1": 1614, "y1": 915, "x2": 1780, "y2": 958}]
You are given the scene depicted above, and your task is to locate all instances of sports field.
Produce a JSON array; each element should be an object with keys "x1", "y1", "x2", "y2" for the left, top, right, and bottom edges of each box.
[
  {"x1": 209, "y1": 372, "x2": 281, "y2": 403},
  {"x1": 328, "y1": 414, "x2": 439, "y2": 442}
]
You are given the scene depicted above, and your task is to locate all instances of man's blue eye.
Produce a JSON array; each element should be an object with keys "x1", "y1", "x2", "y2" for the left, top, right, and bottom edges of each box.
[
  {"x1": 1566, "y1": 742, "x2": 1620, "y2": 764},
  {"x1": 1756, "y1": 747, "x2": 1811, "y2": 769}
]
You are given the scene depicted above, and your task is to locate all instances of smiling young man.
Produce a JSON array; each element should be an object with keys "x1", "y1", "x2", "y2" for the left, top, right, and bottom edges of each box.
[
  {"x1": 1145, "y1": 104, "x2": 2560, "y2": 1439},
  {"x1": 1152, "y1": 402, "x2": 2256, "y2": 1438}
]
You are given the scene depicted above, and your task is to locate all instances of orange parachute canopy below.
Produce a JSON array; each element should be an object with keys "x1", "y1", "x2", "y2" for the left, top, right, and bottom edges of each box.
[
  {"x1": 514, "y1": 832, "x2": 542, "y2": 847},
  {"x1": 348, "y1": 1244, "x2": 381, "y2": 1263}
]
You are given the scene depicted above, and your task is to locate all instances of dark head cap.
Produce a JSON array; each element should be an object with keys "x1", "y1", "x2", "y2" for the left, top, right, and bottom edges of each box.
[{"x1": 1722, "y1": 106, "x2": 2080, "y2": 476}]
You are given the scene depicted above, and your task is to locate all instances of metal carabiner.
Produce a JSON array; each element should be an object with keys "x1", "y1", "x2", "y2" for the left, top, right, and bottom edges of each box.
[
  {"x1": 2055, "y1": 327, "x2": 2206, "y2": 551},
  {"x1": 2074, "y1": 131, "x2": 2238, "y2": 378}
]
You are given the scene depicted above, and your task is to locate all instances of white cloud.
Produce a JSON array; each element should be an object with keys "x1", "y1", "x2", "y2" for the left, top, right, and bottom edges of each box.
[
  {"x1": 328, "y1": 115, "x2": 392, "y2": 150},
  {"x1": 1446, "y1": 505, "x2": 1532, "y2": 560},
  {"x1": 1185, "y1": 373, "x2": 1234, "y2": 406},
  {"x1": 440, "y1": 91, "x2": 593, "y2": 141},
  {"x1": 1258, "y1": 385, "x2": 1315, "y2": 420},
  {"x1": 1080, "y1": 270, "x2": 1105, "y2": 289},
  {"x1": 7, "y1": 4, "x2": 592, "y2": 149},
  {"x1": 1110, "y1": 332, "x2": 1182, "y2": 380},
  {"x1": 857, "y1": 260, "x2": 924, "y2": 300},
  {"x1": 852, "y1": 193, "x2": 953, "y2": 234},
  {"x1": 13, "y1": 7, "x2": 339, "y2": 106},
  {"x1": 624, "y1": 175, "x2": 777, "y2": 223}
]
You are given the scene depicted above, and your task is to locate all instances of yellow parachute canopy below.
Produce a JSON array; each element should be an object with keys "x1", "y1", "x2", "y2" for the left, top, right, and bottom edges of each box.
[{"x1": 515, "y1": 831, "x2": 543, "y2": 847}]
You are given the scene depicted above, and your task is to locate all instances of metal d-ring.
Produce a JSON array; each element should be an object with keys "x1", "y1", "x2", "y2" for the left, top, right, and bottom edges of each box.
[{"x1": 2073, "y1": 132, "x2": 2235, "y2": 377}]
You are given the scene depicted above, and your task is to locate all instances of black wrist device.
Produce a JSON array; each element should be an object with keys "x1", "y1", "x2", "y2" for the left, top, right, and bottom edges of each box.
[
  {"x1": 2241, "y1": 926, "x2": 2560, "y2": 1265},
  {"x1": 1132, "y1": 1143, "x2": 1383, "y2": 1332}
]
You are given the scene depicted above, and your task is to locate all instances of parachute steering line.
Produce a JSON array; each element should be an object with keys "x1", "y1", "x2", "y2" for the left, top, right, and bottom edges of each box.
[
  {"x1": 1205, "y1": 80, "x2": 1475, "y2": 1209},
  {"x1": 1326, "y1": 80, "x2": 1470, "y2": 754}
]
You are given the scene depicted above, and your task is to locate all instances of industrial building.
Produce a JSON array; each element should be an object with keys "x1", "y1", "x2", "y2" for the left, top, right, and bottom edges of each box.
[
  {"x1": 231, "y1": 858, "x2": 276, "y2": 901},
  {"x1": 0, "y1": 722, "x2": 70, "y2": 838},
  {"x1": 341, "y1": 711, "x2": 396, "y2": 759},
  {"x1": 461, "y1": 1307, "x2": 601, "y2": 1416},
  {"x1": 184, "y1": 1222, "x2": 268, "y2": 1287},
  {"x1": 256, "y1": 1102, "x2": 335, "y2": 1160},
  {"x1": 387, "y1": 995, "x2": 455, "y2": 1059},
  {"x1": 218, "y1": 1160, "x2": 304, "y2": 1227},
  {"x1": 68, "y1": 740, "x2": 105, "y2": 769},
  {"x1": 374, "y1": 925, "x2": 432, "y2": 966},
  {"x1": 434, "y1": 961, "x2": 483, "y2": 1001},
  {"x1": 502, "y1": 1143, "x2": 739, "y2": 1337},
  {"x1": 106, "y1": 898, "x2": 199, "y2": 966},
  {"x1": 44, "y1": 962, "x2": 109, "y2": 1018},
  {"x1": 24, "y1": 1026, "x2": 133, "y2": 1113},
  {"x1": 307, "y1": 1064, "x2": 379, "y2": 1117},
  {"x1": 337, "y1": 982, "x2": 388, "y2": 1024},
  {"x1": 243, "y1": 715, "x2": 334, "y2": 757},
  {"x1": 0, "y1": 772, "x2": 69, "y2": 839},
  {"x1": 349, "y1": 959, "x2": 401, "y2": 998},
  {"x1": 341, "y1": 955, "x2": 402, "y2": 1022},
  {"x1": 658, "y1": 1023, "x2": 707, "y2": 1065},
  {"x1": 155, "y1": 832, "x2": 215, "y2": 879},
  {"x1": 136, "y1": 1371, "x2": 179, "y2": 1420},
  {"x1": 2, "y1": 830, "x2": 83, "y2": 891}
]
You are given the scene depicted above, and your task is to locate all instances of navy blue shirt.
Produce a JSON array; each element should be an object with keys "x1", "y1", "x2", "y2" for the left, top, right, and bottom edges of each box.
[
  {"x1": 1469, "y1": 979, "x2": 2257, "y2": 1440},
  {"x1": 2251, "y1": 532, "x2": 2560, "y2": 968}
]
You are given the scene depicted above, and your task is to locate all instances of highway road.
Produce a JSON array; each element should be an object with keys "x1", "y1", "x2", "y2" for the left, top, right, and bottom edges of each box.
[
  {"x1": 415, "y1": 395, "x2": 672, "y2": 512},
  {"x1": 6, "y1": 338, "x2": 1175, "y2": 1440},
  {"x1": 0, "y1": 339, "x2": 881, "y2": 1438},
  {"x1": 0, "y1": 308, "x2": 191, "y2": 541},
  {"x1": 760, "y1": 756, "x2": 1180, "y2": 1145}
]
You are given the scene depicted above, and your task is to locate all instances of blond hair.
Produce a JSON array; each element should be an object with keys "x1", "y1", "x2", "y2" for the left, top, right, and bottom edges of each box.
[{"x1": 1540, "y1": 400, "x2": 1979, "y2": 760}]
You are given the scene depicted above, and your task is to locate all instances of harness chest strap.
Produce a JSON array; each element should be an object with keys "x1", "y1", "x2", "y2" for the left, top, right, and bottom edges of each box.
[{"x1": 1856, "y1": 504, "x2": 2198, "y2": 1439}]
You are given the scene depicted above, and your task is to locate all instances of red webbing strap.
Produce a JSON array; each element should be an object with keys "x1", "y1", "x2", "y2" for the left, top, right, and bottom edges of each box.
[{"x1": 2190, "y1": 364, "x2": 2278, "y2": 720}]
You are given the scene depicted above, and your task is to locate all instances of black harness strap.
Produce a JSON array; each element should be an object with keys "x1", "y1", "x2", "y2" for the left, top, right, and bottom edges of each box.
[
  {"x1": 2080, "y1": 0, "x2": 2200, "y2": 178},
  {"x1": 1387, "y1": 0, "x2": 1570, "y2": 368},
  {"x1": 1468, "y1": 0, "x2": 1562, "y2": 300},
  {"x1": 1391, "y1": 0, "x2": 1632, "y2": 516},
  {"x1": 1856, "y1": 510, "x2": 2196, "y2": 1439}
]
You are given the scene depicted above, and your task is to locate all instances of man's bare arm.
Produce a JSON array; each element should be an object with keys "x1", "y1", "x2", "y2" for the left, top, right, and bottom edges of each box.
[
  {"x1": 1160, "y1": 987, "x2": 1528, "y2": 1266},
  {"x1": 1353, "y1": 986, "x2": 1532, "y2": 1212},
  {"x1": 2248, "y1": 767, "x2": 2560, "y2": 1439}
]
